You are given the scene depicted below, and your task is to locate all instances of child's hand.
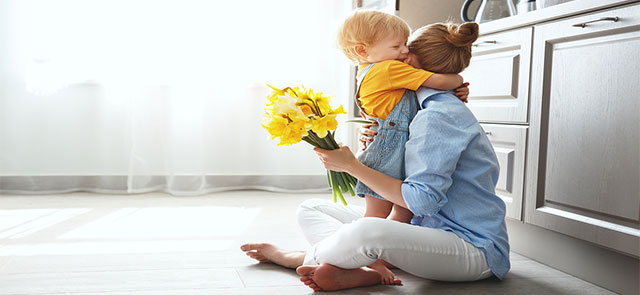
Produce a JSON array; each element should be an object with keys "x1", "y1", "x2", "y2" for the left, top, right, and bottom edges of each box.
[
  {"x1": 455, "y1": 82, "x2": 470, "y2": 103},
  {"x1": 359, "y1": 121, "x2": 379, "y2": 151}
]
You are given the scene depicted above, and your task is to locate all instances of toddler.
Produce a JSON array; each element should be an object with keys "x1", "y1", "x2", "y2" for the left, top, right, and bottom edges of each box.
[{"x1": 337, "y1": 10, "x2": 469, "y2": 284}]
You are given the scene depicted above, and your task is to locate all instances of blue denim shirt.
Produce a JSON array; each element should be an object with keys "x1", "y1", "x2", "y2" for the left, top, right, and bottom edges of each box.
[{"x1": 401, "y1": 87, "x2": 511, "y2": 279}]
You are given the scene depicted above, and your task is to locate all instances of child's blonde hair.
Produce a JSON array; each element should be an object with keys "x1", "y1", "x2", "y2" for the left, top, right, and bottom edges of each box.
[
  {"x1": 337, "y1": 10, "x2": 411, "y2": 64},
  {"x1": 408, "y1": 22, "x2": 479, "y2": 74}
]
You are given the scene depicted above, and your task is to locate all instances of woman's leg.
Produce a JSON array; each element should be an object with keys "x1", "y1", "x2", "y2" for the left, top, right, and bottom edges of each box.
[
  {"x1": 241, "y1": 199, "x2": 365, "y2": 270},
  {"x1": 296, "y1": 198, "x2": 365, "y2": 245},
  {"x1": 304, "y1": 217, "x2": 492, "y2": 282}
]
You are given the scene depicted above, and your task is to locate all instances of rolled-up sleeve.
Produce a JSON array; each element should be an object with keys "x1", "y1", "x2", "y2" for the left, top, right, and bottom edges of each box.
[{"x1": 402, "y1": 108, "x2": 472, "y2": 217}]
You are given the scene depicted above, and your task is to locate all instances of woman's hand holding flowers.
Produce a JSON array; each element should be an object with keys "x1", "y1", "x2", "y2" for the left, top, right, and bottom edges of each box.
[{"x1": 314, "y1": 146, "x2": 360, "y2": 174}]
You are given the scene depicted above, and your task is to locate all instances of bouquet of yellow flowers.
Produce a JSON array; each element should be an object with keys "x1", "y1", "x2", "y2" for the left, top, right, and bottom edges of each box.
[{"x1": 262, "y1": 84, "x2": 357, "y2": 205}]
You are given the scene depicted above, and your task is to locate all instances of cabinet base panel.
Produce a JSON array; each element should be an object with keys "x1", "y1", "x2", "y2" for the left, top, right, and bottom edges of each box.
[{"x1": 507, "y1": 219, "x2": 639, "y2": 295}]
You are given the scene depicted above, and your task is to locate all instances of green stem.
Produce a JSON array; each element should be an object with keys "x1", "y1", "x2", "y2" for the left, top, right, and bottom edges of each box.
[
  {"x1": 302, "y1": 136, "x2": 321, "y2": 148},
  {"x1": 335, "y1": 185, "x2": 346, "y2": 205},
  {"x1": 307, "y1": 131, "x2": 330, "y2": 149},
  {"x1": 331, "y1": 171, "x2": 338, "y2": 203},
  {"x1": 326, "y1": 170, "x2": 331, "y2": 188},
  {"x1": 328, "y1": 170, "x2": 342, "y2": 204},
  {"x1": 332, "y1": 172, "x2": 347, "y2": 206},
  {"x1": 348, "y1": 174, "x2": 358, "y2": 185},
  {"x1": 333, "y1": 170, "x2": 348, "y2": 195},
  {"x1": 326, "y1": 131, "x2": 340, "y2": 148},
  {"x1": 342, "y1": 172, "x2": 355, "y2": 196},
  {"x1": 319, "y1": 133, "x2": 338, "y2": 150}
]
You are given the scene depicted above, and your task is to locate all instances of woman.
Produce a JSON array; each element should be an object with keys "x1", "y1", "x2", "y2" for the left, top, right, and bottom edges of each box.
[{"x1": 241, "y1": 22, "x2": 510, "y2": 292}]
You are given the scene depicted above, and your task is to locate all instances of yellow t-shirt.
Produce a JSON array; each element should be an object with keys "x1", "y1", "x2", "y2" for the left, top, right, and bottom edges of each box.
[{"x1": 358, "y1": 60, "x2": 433, "y2": 120}]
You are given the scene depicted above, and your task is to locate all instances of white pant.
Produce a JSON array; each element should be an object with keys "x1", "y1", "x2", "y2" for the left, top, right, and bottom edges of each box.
[{"x1": 297, "y1": 199, "x2": 493, "y2": 282}]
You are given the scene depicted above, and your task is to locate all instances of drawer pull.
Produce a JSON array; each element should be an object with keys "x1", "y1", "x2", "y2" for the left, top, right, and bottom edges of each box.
[
  {"x1": 472, "y1": 40, "x2": 497, "y2": 47},
  {"x1": 485, "y1": 131, "x2": 492, "y2": 135},
  {"x1": 572, "y1": 16, "x2": 619, "y2": 28}
]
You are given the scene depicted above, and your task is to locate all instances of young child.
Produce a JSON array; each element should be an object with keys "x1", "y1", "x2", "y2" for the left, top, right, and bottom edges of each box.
[{"x1": 337, "y1": 10, "x2": 469, "y2": 284}]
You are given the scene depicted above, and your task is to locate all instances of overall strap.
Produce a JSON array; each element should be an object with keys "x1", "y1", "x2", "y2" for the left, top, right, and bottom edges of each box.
[{"x1": 354, "y1": 63, "x2": 375, "y2": 113}]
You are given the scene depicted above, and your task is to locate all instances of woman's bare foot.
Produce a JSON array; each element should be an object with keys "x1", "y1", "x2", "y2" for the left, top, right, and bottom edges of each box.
[
  {"x1": 239, "y1": 243, "x2": 305, "y2": 269},
  {"x1": 296, "y1": 264, "x2": 401, "y2": 292}
]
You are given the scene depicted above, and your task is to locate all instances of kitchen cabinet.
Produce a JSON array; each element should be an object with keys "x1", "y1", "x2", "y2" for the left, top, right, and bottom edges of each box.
[
  {"x1": 464, "y1": 28, "x2": 532, "y2": 220},
  {"x1": 463, "y1": 27, "x2": 532, "y2": 124},
  {"x1": 524, "y1": 3, "x2": 640, "y2": 257},
  {"x1": 481, "y1": 124, "x2": 528, "y2": 220},
  {"x1": 465, "y1": 1, "x2": 640, "y2": 256}
]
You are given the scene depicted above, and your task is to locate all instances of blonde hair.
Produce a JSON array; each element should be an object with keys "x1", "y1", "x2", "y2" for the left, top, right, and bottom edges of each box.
[
  {"x1": 408, "y1": 22, "x2": 479, "y2": 74},
  {"x1": 337, "y1": 10, "x2": 411, "y2": 64}
]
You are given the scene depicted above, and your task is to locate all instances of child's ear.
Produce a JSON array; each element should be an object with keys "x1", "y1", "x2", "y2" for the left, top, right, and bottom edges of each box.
[{"x1": 354, "y1": 44, "x2": 368, "y2": 58}]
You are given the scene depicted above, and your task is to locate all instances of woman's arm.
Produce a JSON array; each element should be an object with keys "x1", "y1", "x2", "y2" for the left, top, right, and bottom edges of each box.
[
  {"x1": 314, "y1": 146, "x2": 408, "y2": 208},
  {"x1": 422, "y1": 73, "x2": 463, "y2": 90}
]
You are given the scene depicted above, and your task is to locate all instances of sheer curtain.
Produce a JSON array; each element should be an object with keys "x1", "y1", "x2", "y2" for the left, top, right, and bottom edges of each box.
[{"x1": 0, "y1": 0, "x2": 354, "y2": 195}]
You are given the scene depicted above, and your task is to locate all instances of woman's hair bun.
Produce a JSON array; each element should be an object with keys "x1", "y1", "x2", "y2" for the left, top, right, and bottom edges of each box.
[{"x1": 445, "y1": 22, "x2": 479, "y2": 47}]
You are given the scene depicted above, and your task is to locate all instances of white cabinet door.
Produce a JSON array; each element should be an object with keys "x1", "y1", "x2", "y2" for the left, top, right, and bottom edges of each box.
[
  {"x1": 462, "y1": 27, "x2": 532, "y2": 124},
  {"x1": 525, "y1": 4, "x2": 640, "y2": 257},
  {"x1": 482, "y1": 124, "x2": 528, "y2": 220}
]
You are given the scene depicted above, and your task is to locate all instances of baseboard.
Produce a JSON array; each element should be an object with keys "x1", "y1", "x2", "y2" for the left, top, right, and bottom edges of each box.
[
  {"x1": 0, "y1": 175, "x2": 331, "y2": 195},
  {"x1": 507, "y1": 219, "x2": 639, "y2": 295}
]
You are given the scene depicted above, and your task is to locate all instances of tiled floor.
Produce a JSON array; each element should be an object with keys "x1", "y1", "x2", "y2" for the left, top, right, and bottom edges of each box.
[{"x1": 0, "y1": 191, "x2": 615, "y2": 294}]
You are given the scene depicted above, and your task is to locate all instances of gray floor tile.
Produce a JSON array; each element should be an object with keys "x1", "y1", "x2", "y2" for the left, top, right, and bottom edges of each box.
[
  {"x1": 0, "y1": 268, "x2": 242, "y2": 295},
  {"x1": 509, "y1": 259, "x2": 572, "y2": 278},
  {"x1": 235, "y1": 264, "x2": 301, "y2": 287},
  {"x1": 0, "y1": 251, "x2": 251, "y2": 274}
]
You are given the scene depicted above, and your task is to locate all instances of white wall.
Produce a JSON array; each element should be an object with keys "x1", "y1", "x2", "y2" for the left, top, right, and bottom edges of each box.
[{"x1": 0, "y1": 0, "x2": 353, "y2": 176}]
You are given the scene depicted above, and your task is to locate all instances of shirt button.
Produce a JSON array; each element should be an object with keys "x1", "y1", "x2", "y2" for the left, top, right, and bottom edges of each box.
[{"x1": 389, "y1": 122, "x2": 396, "y2": 126}]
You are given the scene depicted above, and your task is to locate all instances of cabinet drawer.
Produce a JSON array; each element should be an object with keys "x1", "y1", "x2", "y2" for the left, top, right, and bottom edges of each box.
[
  {"x1": 481, "y1": 124, "x2": 528, "y2": 220},
  {"x1": 463, "y1": 27, "x2": 532, "y2": 124}
]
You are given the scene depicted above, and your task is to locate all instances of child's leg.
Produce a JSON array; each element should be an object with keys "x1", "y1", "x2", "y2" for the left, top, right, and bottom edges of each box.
[
  {"x1": 363, "y1": 196, "x2": 398, "y2": 284},
  {"x1": 363, "y1": 195, "x2": 393, "y2": 219},
  {"x1": 389, "y1": 204, "x2": 414, "y2": 224}
]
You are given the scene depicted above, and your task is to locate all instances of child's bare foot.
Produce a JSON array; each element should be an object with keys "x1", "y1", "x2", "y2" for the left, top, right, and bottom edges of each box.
[
  {"x1": 368, "y1": 260, "x2": 402, "y2": 285},
  {"x1": 239, "y1": 243, "x2": 305, "y2": 269},
  {"x1": 297, "y1": 264, "x2": 397, "y2": 291}
]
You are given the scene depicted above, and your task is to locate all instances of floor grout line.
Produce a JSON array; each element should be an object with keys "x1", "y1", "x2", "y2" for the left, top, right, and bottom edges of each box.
[{"x1": 235, "y1": 268, "x2": 248, "y2": 288}]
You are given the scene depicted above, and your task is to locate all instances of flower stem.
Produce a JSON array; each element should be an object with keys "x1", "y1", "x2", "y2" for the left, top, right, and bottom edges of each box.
[
  {"x1": 326, "y1": 170, "x2": 331, "y2": 188},
  {"x1": 343, "y1": 173, "x2": 355, "y2": 196},
  {"x1": 332, "y1": 170, "x2": 349, "y2": 205}
]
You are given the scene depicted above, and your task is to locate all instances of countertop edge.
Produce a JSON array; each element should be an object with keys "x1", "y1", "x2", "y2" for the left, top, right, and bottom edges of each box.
[{"x1": 479, "y1": 0, "x2": 639, "y2": 35}]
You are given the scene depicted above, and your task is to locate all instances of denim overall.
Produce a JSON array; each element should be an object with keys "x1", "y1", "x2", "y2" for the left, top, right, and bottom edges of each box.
[{"x1": 354, "y1": 63, "x2": 419, "y2": 200}]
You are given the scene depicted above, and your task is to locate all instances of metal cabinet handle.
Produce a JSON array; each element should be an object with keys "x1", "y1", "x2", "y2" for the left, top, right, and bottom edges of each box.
[
  {"x1": 485, "y1": 131, "x2": 492, "y2": 135},
  {"x1": 472, "y1": 40, "x2": 497, "y2": 47},
  {"x1": 572, "y1": 16, "x2": 619, "y2": 28}
]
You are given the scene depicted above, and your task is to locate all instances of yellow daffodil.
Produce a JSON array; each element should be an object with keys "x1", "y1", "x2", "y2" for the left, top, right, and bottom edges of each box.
[
  {"x1": 311, "y1": 115, "x2": 338, "y2": 138},
  {"x1": 299, "y1": 104, "x2": 314, "y2": 116},
  {"x1": 329, "y1": 105, "x2": 346, "y2": 115},
  {"x1": 262, "y1": 115, "x2": 289, "y2": 139},
  {"x1": 263, "y1": 84, "x2": 357, "y2": 204}
]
